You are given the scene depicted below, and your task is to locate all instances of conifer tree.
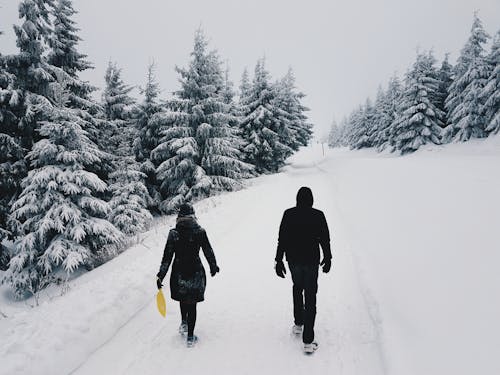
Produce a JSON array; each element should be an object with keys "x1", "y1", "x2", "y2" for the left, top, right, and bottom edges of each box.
[
  {"x1": 239, "y1": 58, "x2": 293, "y2": 172},
  {"x1": 0, "y1": 32, "x2": 24, "y2": 243},
  {"x1": 4, "y1": 77, "x2": 123, "y2": 296},
  {"x1": 48, "y1": 0, "x2": 95, "y2": 107},
  {"x1": 152, "y1": 29, "x2": 251, "y2": 213},
  {"x1": 482, "y1": 31, "x2": 500, "y2": 135},
  {"x1": 133, "y1": 62, "x2": 164, "y2": 211},
  {"x1": 435, "y1": 54, "x2": 454, "y2": 127},
  {"x1": 443, "y1": 14, "x2": 490, "y2": 142},
  {"x1": 391, "y1": 52, "x2": 443, "y2": 153},
  {"x1": 377, "y1": 75, "x2": 403, "y2": 151},
  {"x1": 274, "y1": 68, "x2": 313, "y2": 150}
]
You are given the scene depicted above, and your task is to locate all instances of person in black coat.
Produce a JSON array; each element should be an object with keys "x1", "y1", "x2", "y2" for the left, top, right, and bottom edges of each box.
[
  {"x1": 156, "y1": 203, "x2": 219, "y2": 347},
  {"x1": 275, "y1": 186, "x2": 332, "y2": 353}
]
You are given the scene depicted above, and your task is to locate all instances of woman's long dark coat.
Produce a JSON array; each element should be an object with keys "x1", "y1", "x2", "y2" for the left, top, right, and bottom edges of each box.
[{"x1": 157, "y1": 217, "x2": 218, "y2": 303}]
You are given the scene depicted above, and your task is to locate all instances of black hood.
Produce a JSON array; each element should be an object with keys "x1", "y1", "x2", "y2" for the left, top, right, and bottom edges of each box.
[{"x1": 296, "y1": 187, "x2": 313, "y2": 208}]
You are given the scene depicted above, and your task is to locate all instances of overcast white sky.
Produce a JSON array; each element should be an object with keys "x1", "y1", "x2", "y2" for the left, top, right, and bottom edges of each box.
[{"x1": 1, "y1": 0, "x2": 499, "y2": 138}]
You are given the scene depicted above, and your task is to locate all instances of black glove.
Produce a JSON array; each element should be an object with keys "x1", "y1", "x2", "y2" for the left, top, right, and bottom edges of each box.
[
  {"x1": 275, "y1": 260, "x2": 286, "y2": 278},
  {"x1": 320, "y1": 258, "x2": 331, "y2": 273},
  {"x1": 210, "y1": 265, "x2": 220, "y2": 277},
  {"x1": 156, "y1": 277, "x2": 163, "y2": 289}
]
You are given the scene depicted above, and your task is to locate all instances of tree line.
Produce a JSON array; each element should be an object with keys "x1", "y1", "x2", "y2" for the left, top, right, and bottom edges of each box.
[
  {"x1": 0, "y1": 0, "x2": 313, "y2": 296},
  {"x1": 329, "y1": 14, "x2": 499, "y2": 154}
]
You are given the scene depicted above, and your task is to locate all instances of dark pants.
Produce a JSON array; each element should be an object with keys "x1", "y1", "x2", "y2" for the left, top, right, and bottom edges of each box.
[
  {"x1": 289, "y1": 263, "x2": 318, "y2": 344},
  {"x1": 180, "y1": 302, "x2": 197, "y2": 337}
]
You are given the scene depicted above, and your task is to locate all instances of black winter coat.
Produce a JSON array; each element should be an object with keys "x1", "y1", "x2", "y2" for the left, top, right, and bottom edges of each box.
[
  {"x1": 157, "y1": 217, "x2": 218, "y2": 303},
  {"x1": 275, "y1": 206, "x2": 332, "y2": 265}
]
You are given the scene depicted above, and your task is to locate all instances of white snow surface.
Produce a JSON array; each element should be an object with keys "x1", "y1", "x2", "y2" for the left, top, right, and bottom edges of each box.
[{"x1": 1, "y1": 138, "x2": 500, "y2": 375}]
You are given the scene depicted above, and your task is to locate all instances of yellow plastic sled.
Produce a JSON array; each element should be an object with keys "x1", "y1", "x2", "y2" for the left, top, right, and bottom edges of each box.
[{"x1": 156, "y1": 289, "x2": 166, "y2": 317}]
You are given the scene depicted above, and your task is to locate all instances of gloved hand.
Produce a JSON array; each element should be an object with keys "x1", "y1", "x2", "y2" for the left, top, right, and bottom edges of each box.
[
  {"x1": 275, "y1": 260, "x2": 286, "y2": 278},
  {"x1": 320, "y1": 258, "x2": 332, "y2": 273},
  {"x1": 210, "y1": 265, "x2": 220, "y2": 277},
  {"x1": 156, "y1": 277, "x2": 163, "y2": 289}
]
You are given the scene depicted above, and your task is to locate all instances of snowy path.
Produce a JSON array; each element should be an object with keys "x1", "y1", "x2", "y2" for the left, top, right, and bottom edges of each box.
[
  {"x1": 3, "y1": 140, "x2": 499, "y2": 375},
  {"x1": 68, "y1": 147, "x2": 386, "y2": 375}
]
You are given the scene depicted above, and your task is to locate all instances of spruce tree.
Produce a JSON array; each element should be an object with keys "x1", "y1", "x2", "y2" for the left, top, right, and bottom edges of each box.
[
  {"x1": 101, "y1": 63, "x2": 152, "y2": 234},
  {"x1": 482, "y1": 31, "x2": 500, "y2": 135},
  {"x1": 239, "y1": 58, "x2": 293, "y2": 172},
  {"x1": 133, "y1": 62, "x2": 164, "y2": 211},
  {"x1": 328, "y1": 118, "x2": 341, "y2": 148},
  {"x1": 274, "y1": 68, "x2": 313, "y2": 150},
  {"x1": 436, "y1": 54, "x2": 454, "y2": 127},
  {"x1": 0, "y1": 32, "x2": 24, "y2": 243},
  {"x1": 48, "y1": 0, "x2": 95, "y2": 107},
  {"x1": 443, "y1": 14, "x2": 490, "y2": 142},
  {"x1": 377, "y1": 75, "x2": 403, "y2": 151},
  {"x1": 152, "y1": 29, "x2": 251, "y2": 213},
  {"x1": 4, "y1": 77, "x2": 123, "y2": 296},
  {"x1": 391, "y1": 52, "x2": 443, "y2": 154}
]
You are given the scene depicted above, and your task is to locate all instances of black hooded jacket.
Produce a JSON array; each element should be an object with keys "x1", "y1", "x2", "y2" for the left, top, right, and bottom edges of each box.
[{"x1": 275, "y1": 187, "x2": 332, "y2": 265}]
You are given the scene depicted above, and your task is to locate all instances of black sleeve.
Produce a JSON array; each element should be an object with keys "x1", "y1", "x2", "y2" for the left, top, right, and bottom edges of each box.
[
  {"x1": 318, "y1": 212, "x2": 332, "y2": 260},
  {"x1": 157, "y1": 230, "x2": 177, "y2": 281},
  {"x1": 200, "y1": 229, "x2": 218, "y2": 271},
  {"x1": 275, "y1": 211, "x2": 288, "y2": 262}
]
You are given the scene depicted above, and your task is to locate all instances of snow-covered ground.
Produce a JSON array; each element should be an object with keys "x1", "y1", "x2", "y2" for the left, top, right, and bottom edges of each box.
[{"x1": 1, "y1": 138, "x2": 499, "y2": 375}]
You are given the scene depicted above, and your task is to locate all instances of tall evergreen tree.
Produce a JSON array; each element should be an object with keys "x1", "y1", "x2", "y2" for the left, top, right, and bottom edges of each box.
[
  {"x1": 239, "y1": 58, "x2": 293, "y2": 172},
  {"x1": 435, "y1": 54, "x2": 454, "y2": 127},
  {"x1": 482, "y1": 30, "x2": 500, "y2": 135},
  {"x1": 4, "y1": 77, "x2": 123, "y2": 296},
  {"x1": 274, "y1": 68, "x2": 313, "y2": 150},
  {"x1": 390, "y1": 52, "x2": 443, "y2": 154},
  {"x1": 48, "y1": 0, "x2": 95, "y2": 107},
  {"x1": 377, "y1": 74, "x2": 403, "y2": 151},
  {"x1": 0, "y1": 31, "x2": 24, "y2": 244},
  {"x1": 101, "y1": 63, "x2": 151, "y2": 234},
  {"x1": 152, "y1": 29, "x2": 251, "y2": 213},
  {"x1": 443, "y1": 14, "x2": 490, "y2": 142},
  {"x1": 133, "y1": 62, "x2": 164, "y2": 211}
]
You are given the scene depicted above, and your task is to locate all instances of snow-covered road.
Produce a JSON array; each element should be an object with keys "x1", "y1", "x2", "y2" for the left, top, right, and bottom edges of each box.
[
  {"x1": 2, "y1": 139, "x2": 500, "y2": 375},
  {"x1": 68, "y1": 145, "x2": 386, "y2": 375}
]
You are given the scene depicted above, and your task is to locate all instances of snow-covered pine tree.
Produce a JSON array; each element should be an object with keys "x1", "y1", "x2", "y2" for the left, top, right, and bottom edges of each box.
[
  {"x1": 46, "y1": 0, "x2": 110, "y2": 183},
  {"x1": 482, "y1": 30, "x2": 500, "y2": 135},
  {"x1": 101, "y1": 63, "x2": 152, "y2": 234},
  {"x1": 435, "y1": 54, "x2": 454, "y2": 127},
  {"x1": 274, "y1": 68, "x2": 313, "y2": 151},
  {"x1": 133, "y1": 62, "x2": 164, "y2": 212},
  {"x1": 390, "y1": 51, "x2": 443, "y2": 154},
  {"x1": 152, "y1": 29, "x2": 252, "y2": 213},
  {"x1": 378, "y1": 75, "x2": 403, "y2": 151},
  {"x1": 4, "y1": 76, "x2": 123, "y2": 297},
  {"x1": 443, "y1": 14, "x2": 491, "y2": 142},
  {"x1": 107, "y1": 158, "x2": 152, "y2": 236},
  {"x1": 351, "y1": 99, "x2": 375, "y2": 150},
  {"x1": 328, "y1": 118, "x2": 341, "y2": 148},
  {"x1": 239, "y1": 58, "x2": 293, "y2": 172},
  {"x1": 7, "y1": 0, "x2": 55, "y2": 150},
  {"x1": 47, "y1": 0, "x2": 95, "y2": 108},
  {"x1": 368, "y1": 86, "x2": 389, "y2": 147},
  {"x1": 0, "y1": 32, "x2": 25, "y2": 244},
  {"x1": 101, "y1": 61, "x2": 136, "y2": 154}
]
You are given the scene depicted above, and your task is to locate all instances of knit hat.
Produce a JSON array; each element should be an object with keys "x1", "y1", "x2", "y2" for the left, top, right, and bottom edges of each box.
[{"x1": 178, "y1": 203, "x2": 195, "y2": 217}]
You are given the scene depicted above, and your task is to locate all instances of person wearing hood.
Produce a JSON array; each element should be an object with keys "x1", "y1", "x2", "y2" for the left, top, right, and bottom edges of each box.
[
  {"x1": 156, "y1": 203, "x2": 219, "y2": 347},
  {"x1": 275, "y1": 186, "x2": 332, "y2": 354}
]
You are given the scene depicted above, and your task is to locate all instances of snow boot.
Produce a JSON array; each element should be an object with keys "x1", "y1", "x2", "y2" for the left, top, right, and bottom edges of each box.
[
  {"x1": 292, "y1": 325, "x2": 303, "y2": 335},
  {"x1": 303, "y1": 342, "x2": 319, "y2": 354},
  {"x1": 187, "y1": 335, "x2": 198, "y2": 348},
  {"x1": 179, "y1": 321, "x2": 188, "y2": 335}
]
